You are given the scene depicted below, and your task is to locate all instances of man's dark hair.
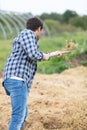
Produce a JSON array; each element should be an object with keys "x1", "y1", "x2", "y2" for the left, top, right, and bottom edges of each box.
[{"x1": 26, "y1": 17, "x2": 43, "y2": 31}]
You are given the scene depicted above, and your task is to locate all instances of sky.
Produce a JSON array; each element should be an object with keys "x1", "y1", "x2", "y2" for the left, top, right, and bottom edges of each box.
[{"x1": 0, "y1": 0, "x2": 87, "y2": 16}]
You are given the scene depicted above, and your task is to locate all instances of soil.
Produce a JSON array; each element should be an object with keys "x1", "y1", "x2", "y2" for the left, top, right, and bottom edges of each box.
[{"x1": 0, "y1": 66, "x2": 87, "y2": 130}]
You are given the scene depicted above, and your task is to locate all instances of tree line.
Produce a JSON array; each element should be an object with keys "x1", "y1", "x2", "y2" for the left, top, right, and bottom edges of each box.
[{"x1": 38, "y1": 10, "x2": 87, "y2": 35}]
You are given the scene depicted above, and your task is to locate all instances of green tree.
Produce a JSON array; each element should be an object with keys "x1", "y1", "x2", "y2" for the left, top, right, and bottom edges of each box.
[
  {"x1": 63, "y1": 10, "x2": 78, "y2": 23},
  {"x1": 69, "y1": 16, "x2": 87, "y2": 30},
  {"x1": 44, "y1": 19, "x2": 60, "y2": 35},
  {"x1": 40, "y1": 12, "x2": 63, "y2": 23}
]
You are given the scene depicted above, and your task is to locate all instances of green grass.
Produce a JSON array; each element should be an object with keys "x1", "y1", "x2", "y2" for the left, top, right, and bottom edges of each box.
[
  {"x1": 0, "y1": 40, "x2": 11, "y2": 71},
  {"x1": 81, "y1": 60, "x2": 87, "y2": 66},
  {"x1": 38, "y1": 31, "x2": 87, "y2": 73},
  {"x1": 0, "y1": 32, "x2": 87, "y2": 73}
]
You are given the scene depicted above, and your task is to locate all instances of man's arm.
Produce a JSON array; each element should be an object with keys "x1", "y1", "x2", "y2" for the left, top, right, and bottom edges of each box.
[
  {"x1": 43, "y1": 51, "x2": 62, "y2": 61},
  {"x1": 20, "y1": 32, "x2": 44, "y2": 61},
  {"x1": 20, "y1": 31, "x2": 62, "y2": 61}
]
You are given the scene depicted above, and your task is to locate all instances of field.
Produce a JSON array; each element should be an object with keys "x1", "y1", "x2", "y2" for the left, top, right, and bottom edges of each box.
[
  {"x1": 38, "y1": 32, "x2": 87, "y2": 73},
  {"x1": 0, "y1": 66, "x2": 87, "y2": 130},
  {"x1": 0, "y1": 32, "x2": 87, "y2": 73},
  {"x1": 0, "y1": 32, "x2": 87, "y2": 130}
]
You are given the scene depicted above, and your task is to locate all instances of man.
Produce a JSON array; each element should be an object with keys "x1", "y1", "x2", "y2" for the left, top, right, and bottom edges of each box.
[{"x1": 2, "y1": 17, "x2": 62, "y2": 130}]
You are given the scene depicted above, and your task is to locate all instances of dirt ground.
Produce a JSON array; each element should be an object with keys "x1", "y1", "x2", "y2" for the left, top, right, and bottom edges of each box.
[{"x1": 0, "y1": 66, "x2": 87, "y2": 130}]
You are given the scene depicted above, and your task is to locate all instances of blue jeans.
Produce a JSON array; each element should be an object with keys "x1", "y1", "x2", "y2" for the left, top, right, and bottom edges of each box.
[{"x1": 3, "y1": 79, "x2": 29, "y2": 130}]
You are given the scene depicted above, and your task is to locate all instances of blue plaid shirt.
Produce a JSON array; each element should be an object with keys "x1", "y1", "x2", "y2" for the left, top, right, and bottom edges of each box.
[{"x1": 3, "y1": 29, "x2": 43, "y2": 88}]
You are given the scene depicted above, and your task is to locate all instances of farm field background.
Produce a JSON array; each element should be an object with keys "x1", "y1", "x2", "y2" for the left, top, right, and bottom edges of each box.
[
  {"x1": 0, "y1": 31, "x2": 87, "y2": 74},
  {"x1": 0, "y1": 7, "x2": 87, "y2": 130}
]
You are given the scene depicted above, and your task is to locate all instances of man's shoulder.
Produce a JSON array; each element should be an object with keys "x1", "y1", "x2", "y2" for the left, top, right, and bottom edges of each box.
[
  {"x1": 21, "y1": 29, "x2": 33, "y2": 34},
  {"x1": 20, "y1": 29, "x2": 35, "y2": 37}
]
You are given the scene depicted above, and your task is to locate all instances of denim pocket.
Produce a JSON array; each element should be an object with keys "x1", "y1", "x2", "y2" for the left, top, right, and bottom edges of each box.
[{"x1": 3, "y1": 79, "x2": 27, "y2": 96}]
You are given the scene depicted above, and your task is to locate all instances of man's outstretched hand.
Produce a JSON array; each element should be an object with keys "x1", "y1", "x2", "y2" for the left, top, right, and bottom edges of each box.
[{"x1": 43, "y1": 51, "x2": 62, "y2": 61}]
